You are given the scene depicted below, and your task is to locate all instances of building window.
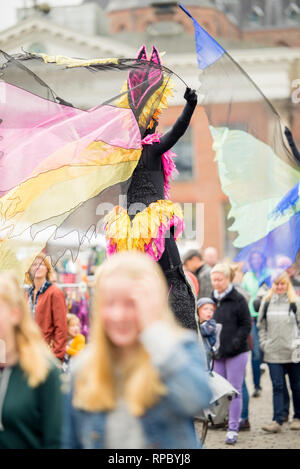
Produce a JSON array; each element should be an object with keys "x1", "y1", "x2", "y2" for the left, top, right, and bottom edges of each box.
[
  {"x1": 286, "y1": 2, "x2": 300, "y2": 20},
  {"x1": 117, "y1": 24, "x2": 126, "y2": 32},
  {"x1": 276, "y1": 40, "x2": 290, "y2": 47},
  {"x1": 163, "y1": 126, "x2": 194, "y2": 181},
  {"x1": 250, "y1": 5, "x2": 264, "y2": 23},
  {"x1": 218, "y1": 121, "x2": 248, "y2": 132}
]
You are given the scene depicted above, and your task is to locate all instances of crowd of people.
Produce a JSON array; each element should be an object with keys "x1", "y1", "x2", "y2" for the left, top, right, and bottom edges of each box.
[
  {"x1": 0, "y1": 245, "x2": 300, "y2": 449},
  {"x1": 183, "y1": 247, "x2": 300, "y2": 445}
]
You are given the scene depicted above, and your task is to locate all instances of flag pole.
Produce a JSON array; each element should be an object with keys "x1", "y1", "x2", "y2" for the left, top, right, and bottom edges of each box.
[{"x1": 178, "y1": 3, "x2": 193, "y2": 19}]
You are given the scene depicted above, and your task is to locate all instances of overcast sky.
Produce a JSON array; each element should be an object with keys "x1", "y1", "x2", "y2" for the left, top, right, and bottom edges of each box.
[{"x1": 0, "y1": 0, "x2": 83, "y2": 31}]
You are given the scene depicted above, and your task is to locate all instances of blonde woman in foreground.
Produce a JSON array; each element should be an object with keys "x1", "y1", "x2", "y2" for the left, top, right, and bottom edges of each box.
[
  {"x1": 257, "y1": 271, "x2": 300, "y2": 433},
  {"x1": 0, "y1": 271, "x2": 63, "y2": 449},
  {"x1": 62, "y1": 251, "x2": 212, "y2": 449}
]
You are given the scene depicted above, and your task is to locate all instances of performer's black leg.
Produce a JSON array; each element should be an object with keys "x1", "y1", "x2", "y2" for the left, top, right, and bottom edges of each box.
[{"x1": 159, "y1": 233, "x2": 197, "y2": 331}]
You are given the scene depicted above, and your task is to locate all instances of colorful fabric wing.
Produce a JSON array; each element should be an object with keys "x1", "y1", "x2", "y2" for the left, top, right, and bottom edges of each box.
[
  {"x1": 210, "y1": 126, "x2": 300, "y2": 247},
  {"x1": 273, "y1": 182, "x2": 300, "y2": 218},
  {"x1": 0, "y1": 48, "x2": 174, "y2": 279},
  {"x1": 180, "y1": 4, "x2": 300, "y2": 278}
]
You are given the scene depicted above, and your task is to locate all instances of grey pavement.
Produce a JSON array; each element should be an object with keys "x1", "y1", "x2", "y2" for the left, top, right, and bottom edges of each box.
[{"x1": 196, "y1": 359, "x2": 300, "y2": 449}]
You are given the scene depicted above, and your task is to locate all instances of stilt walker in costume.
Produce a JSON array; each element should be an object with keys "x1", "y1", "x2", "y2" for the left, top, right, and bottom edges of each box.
[
  {"x1": 104, "y1": 46, "x2": 198, "y2": 330},
  {"x1": 0, "y1": 46, "x2": 198, "y2": 330}
]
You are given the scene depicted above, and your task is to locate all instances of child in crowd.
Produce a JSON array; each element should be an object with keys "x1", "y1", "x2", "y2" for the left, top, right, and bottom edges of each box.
[
  {"x1": 197, "y1": 298, "x2": 219, "y2": 369},
  {"x1": 62, "y1": 314, "x2": 85, "y2": 373}
]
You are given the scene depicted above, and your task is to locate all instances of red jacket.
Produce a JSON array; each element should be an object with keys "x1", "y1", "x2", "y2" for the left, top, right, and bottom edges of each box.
[{"x1": 34, "y1": 284, "x2": 67, "y2": 361}]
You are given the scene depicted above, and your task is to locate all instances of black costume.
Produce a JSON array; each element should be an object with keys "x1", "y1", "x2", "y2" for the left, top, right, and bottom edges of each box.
[{"x1": 126, "y1": 91, "x2": 198, "y2": 330}]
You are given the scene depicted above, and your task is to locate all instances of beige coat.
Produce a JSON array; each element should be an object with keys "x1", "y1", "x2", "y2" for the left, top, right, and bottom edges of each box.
[{"x1": 257, "y1": 293, "x2": 300, "y2": 363}]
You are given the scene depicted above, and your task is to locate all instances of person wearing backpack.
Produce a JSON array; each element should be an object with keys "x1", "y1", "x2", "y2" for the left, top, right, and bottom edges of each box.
[{"x1": 257, "y1": 271, "x2": 300, "y2": 433}]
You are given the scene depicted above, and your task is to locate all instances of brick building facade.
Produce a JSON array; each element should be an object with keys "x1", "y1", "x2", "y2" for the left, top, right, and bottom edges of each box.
[{"x1": 106, "y1": 1, "x2": 300, "y2": 46}]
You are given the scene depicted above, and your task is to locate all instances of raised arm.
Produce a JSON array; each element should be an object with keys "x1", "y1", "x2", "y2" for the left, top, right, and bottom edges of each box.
[{"x1": 152, "y1": 88, "x2": 197, "y2": 156}]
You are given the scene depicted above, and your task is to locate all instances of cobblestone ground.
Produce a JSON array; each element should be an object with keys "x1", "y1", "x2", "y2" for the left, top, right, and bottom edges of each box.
[{"x1": 195, "y1": 360, "x2": 300, "y2": 449}]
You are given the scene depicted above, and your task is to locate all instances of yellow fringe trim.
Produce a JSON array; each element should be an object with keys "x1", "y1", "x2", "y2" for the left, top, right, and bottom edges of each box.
[{"x1": 104, "y1": 199, "x2": 183, "y2": 253}]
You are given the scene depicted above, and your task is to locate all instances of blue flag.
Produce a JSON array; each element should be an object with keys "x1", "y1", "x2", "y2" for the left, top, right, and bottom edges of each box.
[{"x1": 179, "y1": 3, "x2": 225, "y2": 69}]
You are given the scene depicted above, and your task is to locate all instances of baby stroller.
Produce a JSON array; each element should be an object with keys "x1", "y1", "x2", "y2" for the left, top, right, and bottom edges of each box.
[{"x1": 195, "y1": 322, "x2": 238, "y2": 445}]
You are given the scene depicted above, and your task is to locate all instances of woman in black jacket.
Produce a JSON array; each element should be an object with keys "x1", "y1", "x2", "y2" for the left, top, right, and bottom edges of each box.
[{"x1": 211, "y1": 263, "x2": 251, "y2": 445}]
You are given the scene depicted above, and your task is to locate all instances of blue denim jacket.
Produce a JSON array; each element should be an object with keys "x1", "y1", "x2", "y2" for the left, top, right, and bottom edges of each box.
[{"x1": 62, "y1": 328, "x2": 212, "y2": 449}]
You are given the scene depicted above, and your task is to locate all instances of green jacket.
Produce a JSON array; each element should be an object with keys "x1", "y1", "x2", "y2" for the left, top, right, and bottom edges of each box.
[{"x1": 0, "y1": 362, "x2": 62, "y2": 449}]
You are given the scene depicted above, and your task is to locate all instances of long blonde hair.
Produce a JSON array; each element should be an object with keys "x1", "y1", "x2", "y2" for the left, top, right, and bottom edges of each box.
[
  {"x1": 264, "y1": 271, "x2": 297, "y2": 303},
  {"x1": 73, "y1": 252, "x2": 182, "y2": 417},
  {"x1": 0, "y1": 271, "x2": 53, "y2": 387}
]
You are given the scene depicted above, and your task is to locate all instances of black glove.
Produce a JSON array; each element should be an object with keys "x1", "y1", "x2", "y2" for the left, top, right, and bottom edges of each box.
[
  {"x1": 285, "y1": 126, "x2": 294, "y2": 146},
  {"x1": 285, "y1": 126, "x2": 300, "y2": 163},
  {"x1": 184, "y1": 87, "x2": 197, "y2": 106}
]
